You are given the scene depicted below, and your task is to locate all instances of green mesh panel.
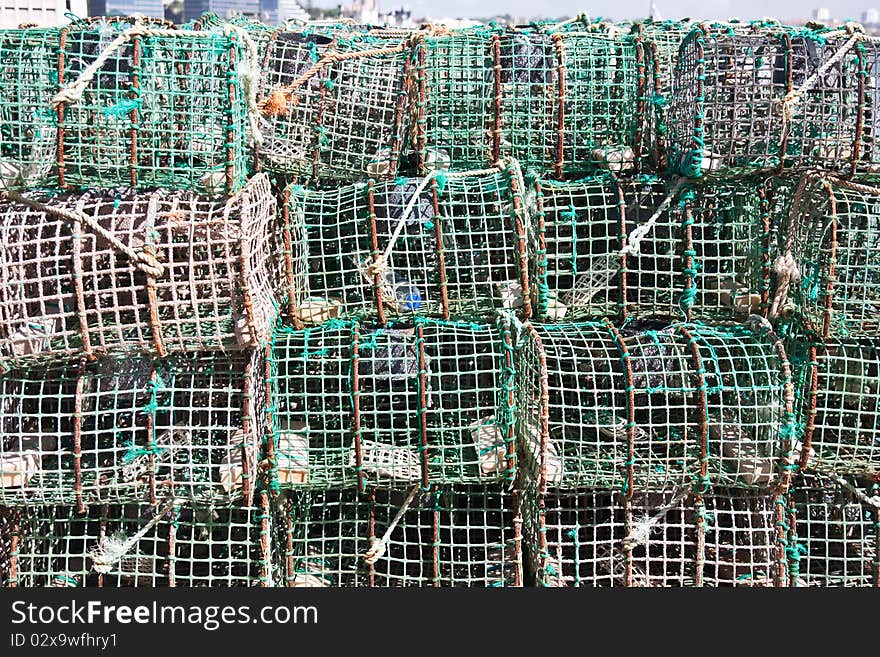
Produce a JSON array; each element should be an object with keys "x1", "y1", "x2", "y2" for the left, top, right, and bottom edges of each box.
[
  {"x1": 265, "y1": 316, "x2": 516, "y2": 489},
  {"x1": 790, "y1": 331, "x2": 880, "y2": 478},
  {"x1": 5, "y1": 499, "x2": 275, "y2": 587},
  {"x1": 788, "y1": 474, "x2": 879, "y2": 587},
  {"x1": 257, "y1": 31, "x2": 410, "y2": 181},
  {"x1": 0, "y1": 174, "x2": 277, "y2": 367},
  {"x1": 0, "y1": 350, "x2": 264, "y2": 507},
  {"x1": 273, "y1": 484, "x2": 521, "y2": 587},
  {"x1": 0, "y1": 19, "x2": 251, "y2": 192},
  {"x1": 516, "y1": 320, "x2": 799, "y2": 491},
  {"x1": 0, "y1": 508, "x2": 12, "y2": 585},
  {"x1": 531, "y1": 174, "x2": 767, "y2": 323},
  {"x1": 669, "y1": 23, "x2": 880, "y2": 178},
  {"x1": 787, "y1": 177, "x2": 880, "y2": 340},
  {"x1": 521, "y1": 478, "x2": 780, "y2": 587},
  {"x1": 284, "y1": 164, "x2": 528, "y2": 324}
]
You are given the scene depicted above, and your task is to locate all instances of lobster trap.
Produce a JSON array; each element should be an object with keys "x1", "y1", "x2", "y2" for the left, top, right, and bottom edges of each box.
[
  {"x1": 265, "y1": 316, "x2": 516, "y2": 489},
  {"x1": 413, "y1": 27, "x2": 645, "y2": 176},
  {"x1": 516, "y1": 319, "x2": 800, "y2": 490},
  {"x1": 779, "y1": 175, "x2": 880, "y2": 340},
  {"x1": 283, "y1": 162, "x2": 529, "y2": 324},
  {"x1": 3, "y1": 497, "x2": 276, "y2": 587},
  {"x1": 789, "y1": 331, "x2": 880, "y2": 479},
  {"x1": 273, "y1": 484, "x2": 521, "y2": 587},
  {"x1": 670, "y1": 22, "x2": 880, "y2": 178},
  {"x1": 0, "y1": 349, "x2": 265, "y2": 508},
  {"x1": 0, "y1": 173, "x2": 277, "y2": 366},
  {"x1": 531, "y1": 174, "x2": 769, "y2": 322},
  {"x1": 521, "y1": 480, "x2": 782, "y2": 586},
  {"x1": 256, "y1": 29, "x2": 411, "y2": 181},
  {"x1": 0, "y1": 507, "x2": 12, "y2": 585},
  {"x1": 0, "y1": 19, "x2": 254, "y2": 193},
  {"x1": 787, "y1": 475, "x2": 879, "y2": 587}
]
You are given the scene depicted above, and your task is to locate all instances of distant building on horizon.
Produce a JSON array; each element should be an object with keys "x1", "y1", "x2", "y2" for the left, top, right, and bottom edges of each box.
[
  {"x1": 261, "y1": 0, "x2": 310, "y2": 23},
  {"x1": 182, "y1": 0, "x2": 260, "y2": 23},
  {"x1": 0, "y1": 0, "x2": 88, "y2": 27},
  {"x1": 812, "y1": 7, "x2": 832, "y2": 22},
  {"x1": 863, "y1": 8, "x2": 880, "y2": 25},
  {"x1": 87, "y1": 0, "x2": 164, "y2": 18}
]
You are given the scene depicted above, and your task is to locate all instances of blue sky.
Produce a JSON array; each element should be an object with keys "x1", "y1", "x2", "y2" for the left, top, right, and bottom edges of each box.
[{"x1": 311, "y1": 0, "x2": 875, "y2": 22}]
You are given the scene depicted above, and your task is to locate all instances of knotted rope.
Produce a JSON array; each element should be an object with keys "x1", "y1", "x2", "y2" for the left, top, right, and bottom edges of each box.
[
  {"x1": 621, "y1": 487, "x2": 689, "y2": 551},
  {"x1": 363, "y1": 484, "x2": 421, "y2": 565},
  {"x1": 2, "y1": 190, "x2": 165, "y2": 278},
  {"x1": 90, "y1": 496, "x2": 179, "y2": 574},
  {"x1": 258, "y1": 41, "x2": 410, "y2": 117},
  {"x1": 832, "y1": 475, "x2": 880, "y2": 508},
  {"x1": 619, "y1": 179, "x2": 686, "y2": 257},
  {"x1": 50, "y1": 24, "x2": 264, "y2": 146}
]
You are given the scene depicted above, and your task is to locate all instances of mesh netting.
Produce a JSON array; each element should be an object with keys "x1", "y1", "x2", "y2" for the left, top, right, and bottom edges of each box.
[
  {"x1": 0, "y1": 507, "x2": 13, "y2": 585},
  {"x1": 414, "y1": 27, "x2": 643, "y2": 176},
  {"x1": 521, "y1": 480, "x2": 782, "y2": 586},
  {"x1": 0, "y1": 173, "x2": 277, "y2": 367},
  {"x1": 3, "y1": 496, "x2": 275, "y2": 587},
  {"x1": 787, "y1": 474, "x2": 879, "y2": 587},
  {"x1": 633, "y1": 20, "x2": 692, "y2": 169},
  {"x1": 273, "y1": 484, "x2": 521, "y2": 586},
  {"x1": 789, "y1": 330, "x2": 880, "y2": 479},
  {"x1": 265, "y1": 316, "x2": 516, "y2": 489},
  {"x1": 283, "y1": 162, "x2": 529, "y2": 324},
  {"x1": 0, "y1": 19, "x2": 252, "y2": 193},
  {"x1": 0, "y1": 349, "x2": 264, "y2": 508},
  {"x1": 531, "y1": 174, "x2": 769, "y2": 322},
  {"x1": 670, "y1": 23, "x2": 880, "y2": 178},
  {"x1": 779, "y1": 175, "x2": 880, "y2": 340},
  {"x1": 516, "y1": 319, "x2": 799, "y2": 490},
  {"x1": 256, "y1": 30, "x2": 411, "y2": 181}
]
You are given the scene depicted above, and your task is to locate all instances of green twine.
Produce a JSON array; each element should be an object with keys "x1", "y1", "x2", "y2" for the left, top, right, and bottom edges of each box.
[
  {"x1": 434, "y1": 170, "x2": 448, "y2": 193},
  {"x1": 121, "y1": 439, "x2": 166, "y2": 464},
  {"x1": 102, "y1": 98, "x2": 141, "y2": 118},
  {"x1": 561, "y1": 204, "x2": 578, "y2": 277}
]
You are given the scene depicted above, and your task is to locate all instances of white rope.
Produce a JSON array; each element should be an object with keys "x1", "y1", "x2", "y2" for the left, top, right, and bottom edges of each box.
[
  {"x1": 90, "y1": 496, "x2": 180, "y2": 574},
  {"x1": 619, "y1": 180, "x2": 685, "y2": 258},
  {"x1": 622, "y1": 487, "x2": 689, "y2": 550},
  {"x1": 832, "y1": 475, "x2": 880, "y2": 509},
  {"x1": 363, "y1": 484, "x2": 421, "y2": 565},
  {"x1": 50, "y1": 24, "x2": 264, "y2": 146},
  {"x1": 768, "y1": 251, "x2": 801, "y2": 320},
  {"x1": 779, "y1": 29, "x2": 863, "y2": 131}
]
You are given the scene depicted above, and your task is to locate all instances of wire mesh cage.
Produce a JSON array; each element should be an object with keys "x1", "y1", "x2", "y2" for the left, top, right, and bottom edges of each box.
[
  {"x1": 265, "y1": 315, "x2": 517, "y2": 489},
  {"x1": 272, "y1": 484, "x2": 521, "y2": 587},
  {"x1": 520, "y1": 480, "x2": 783, "y2": 586},
  {"x1": 0, "y1": 507, "x2": 13, "y2": 586},
  {"x1": 414, "y1": 27, "x2": 644, "y2": 176},
  {"x1": 669, "y1": 22, "x2": 880, "y2": 178},
  {"x1": 283, "y1": 162, "x2": 529, "y2": 325},
  {"x1": 787, "y1": 474, "x2": 879, "y2": 587},
  {"x1": 530, "y1": 174, "x2": 770, "y2": 323},
  {"x1": 516, "y1": 318, "x2": 800, "y2": 491},
  {"x1": 789, "y1": 330, "x2": 880, "y2": 479},
  {"x1": 777, "y1": 175, "x2": 880, "y2": 340},
  {"x1": 0, "y1": 349, "x2": 264, "y2": 508},
  {"x1": 0, "y1": 18, "x2": 254, "y2": 193},
  {"x1": 256, "y1": 29, "x2": 411, "y2": 181},
  {"x1": 0, "y1": 173, "x2": 277, "y2": 367},
  {"x1": 3, "y1": 496, "x2": 276, "y2": 587},
  {"x1": 632, "y1": 19, "x2": 692, "y2": 169}
]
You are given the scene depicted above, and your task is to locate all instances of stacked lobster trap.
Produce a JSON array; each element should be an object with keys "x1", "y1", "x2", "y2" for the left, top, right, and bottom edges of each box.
[{"x1": 0, "y1": 15, "x2": 283, "y2": 587}]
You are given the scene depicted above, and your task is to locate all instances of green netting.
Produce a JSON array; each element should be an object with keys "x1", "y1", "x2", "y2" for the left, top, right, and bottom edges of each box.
[
  {"x1": 256, "y1": 30, "x2": 411, "y2": 180},
  {"x1": 632, "y1": 19, "x2": 693, "y2": 169},
  {"x1": 520, "y1": 478, "x2": 782, "y2": 587},
  {"x1": 669, "y1": 22, "x2": 880, "y2": 178},
  {"x1": 0, "y1": 174, "x2": 277, "y2": 367},
  {"x1": 3, "y1": 497, "x2": 276, "y2": 587},
  {"x1": 789, "y1": 329, "x2": 880, "y2": 479},
  {"x1": 415, "y1": 27, "x2": 644, "y2": 176},
  {"x1": 780, "y1": 175, "x2": 880, "y2": 340},
  {"x1": 0, "y1": 508, "x2": 12, "y2": 585},
  {"x1": 531, "y1": 174, "x2": 769, "y2": 323},
  {"x1": 787, "y1": 474, "x2": 879, "y2": 587},
  {"x1": 0, "y1": 349, "x2": 264, "y2": 507},
  {"x1": 273, "y1": 484, "x2": 521, "y2": 587},
  {"x1": 0, "y1": 19, "x2": 253, "y2": 193},
  {"x1": 516, "y1": 319, "x2": 800, "y2": 490},
  {"x1": 265, "y1": 315, "x2": 516, "y2": 489},
  {"x1": 283, "y1": 163, "x2": 529, "y2": 324}
]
